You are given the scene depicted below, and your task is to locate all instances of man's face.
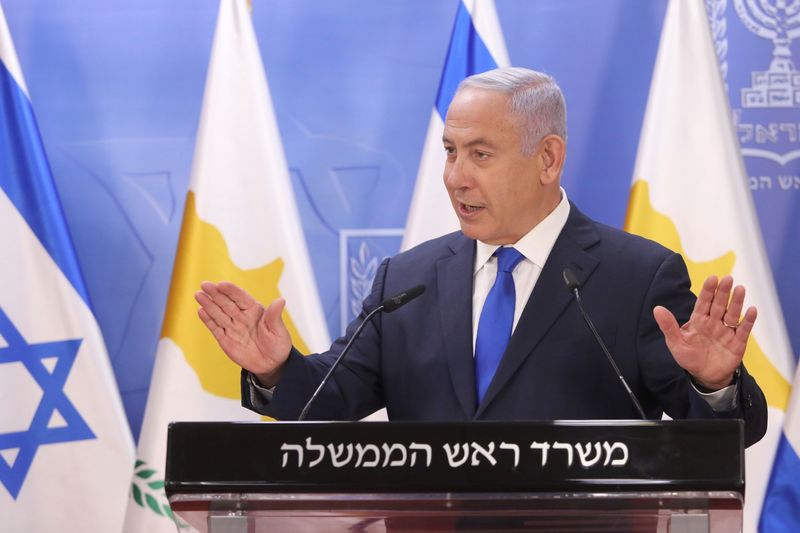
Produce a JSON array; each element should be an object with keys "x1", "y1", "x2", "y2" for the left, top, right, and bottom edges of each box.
[{"x1": 443, "y1": 87, "x2": 548, "y2": 245}]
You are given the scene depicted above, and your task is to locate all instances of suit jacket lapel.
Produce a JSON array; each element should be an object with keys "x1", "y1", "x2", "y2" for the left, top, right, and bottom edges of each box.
[
  {"x1": 436, "y1": 234, "x2": 477, "y2": 418},
  {"x1": 476, "y1": 204, "x2": 601, "y2": 417}
]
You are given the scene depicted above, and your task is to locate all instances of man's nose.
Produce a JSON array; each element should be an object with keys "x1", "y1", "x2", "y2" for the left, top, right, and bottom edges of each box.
[{"x1": 444, "y1": 157, "x2": 469, "y2": 189}]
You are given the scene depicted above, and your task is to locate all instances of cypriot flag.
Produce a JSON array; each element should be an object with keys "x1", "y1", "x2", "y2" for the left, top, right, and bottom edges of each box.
[
  {"x1": 401, "y1": 0, "x2": 509, "y2": 250},
  {"x1": 624, "y1": 1, "x2": 794, "y2": 531},
  {"x1": 0, "y1": 4, "x2": 134, "y2": 531},
  {"x1": 123, "y1": 0, "x2": 330, "y2": 531}
]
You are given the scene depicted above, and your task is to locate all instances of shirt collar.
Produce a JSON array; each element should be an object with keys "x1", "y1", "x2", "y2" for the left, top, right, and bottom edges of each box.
[{"x1": 474, "y1": 188, "x2": 571, "y2": 273}]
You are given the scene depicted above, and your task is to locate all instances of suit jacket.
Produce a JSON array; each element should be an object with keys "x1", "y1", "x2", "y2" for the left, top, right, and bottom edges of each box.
[{"x1": 243, "y1": 203, "x2": 767, "y2": 447}]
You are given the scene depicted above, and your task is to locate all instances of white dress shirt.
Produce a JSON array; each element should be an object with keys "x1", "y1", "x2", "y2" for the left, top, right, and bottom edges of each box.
[{"x1": 471, "y1": 188, "x2": 570, "y2": 351}]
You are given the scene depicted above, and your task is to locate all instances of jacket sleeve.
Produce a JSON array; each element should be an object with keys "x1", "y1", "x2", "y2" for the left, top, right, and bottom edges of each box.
[{"x1": 637, "y1": 252, "x2": 768, "y2": 447}]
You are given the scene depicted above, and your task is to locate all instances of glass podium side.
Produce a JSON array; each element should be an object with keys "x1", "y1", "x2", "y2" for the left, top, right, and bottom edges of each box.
[
  {"x1": 169, "y1": 490, "x2": 742, "y2": 532},
  {"x1": 165, "y1": 420, "x2": 746, "y2": 533}
]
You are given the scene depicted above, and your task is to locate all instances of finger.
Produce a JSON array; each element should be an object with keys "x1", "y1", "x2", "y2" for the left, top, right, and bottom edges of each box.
[
  {"x1": 199, "y1": 280, "x2": 218, "y2": 293},
  {"x1": 198, "y1": 307, "x2": 226, "y2": 342},
  {"x1": 217, "y1": 281, "x2": 258, "y2": 311},
  {"x1": 200, "y1": 280, "x2": 248, "y2": 319},
  {"x1": 692, "y1": 276, "x2": 718, "y2": 318},
  {"x1": 214, "y1": 288, "x2": 249, "y2": 319},
  {"x1": 200, "y1": 281, "x2": 241, "y2": 307},
  {"x1": 262, "y1": 298, "x2": 288, "y2": 335},
  {"x1": 653, "y1": 305, "x2": 682, "y2": 345},
  {"x1": 198, "y1": 308, "x2": 247, "y2": 364},
  {"x1": 199, "y1": 281, "x2": 228, "y2": 304},
  {"x1": 723, "y1": 285, "x2": 746, "y2": 326},
  {"x1": 194, "y1": 289, "x2": 214, "y2": 306},
  {"x1": 709, "y1": 276, "x2": 734, "y2": 320},
  {"x1": 734, "y1": 305, "x2": 758, "y2": 346},
  {"x1": 195, "y1": 290, "x2": 233, "y2": 328},
  {"x1": 199, "y1": 282, "x2": 226, "y2": 309}
]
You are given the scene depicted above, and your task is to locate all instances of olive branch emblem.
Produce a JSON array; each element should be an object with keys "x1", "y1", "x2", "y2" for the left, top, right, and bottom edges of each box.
[
  {"x1": 130, "y1": 459, "x2": 188, "y2": 529},
  {"x1": 350, "y1": 242, "x2": 379, "y2": 319}
]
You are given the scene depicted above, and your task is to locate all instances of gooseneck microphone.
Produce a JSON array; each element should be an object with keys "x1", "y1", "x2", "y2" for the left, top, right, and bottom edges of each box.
[
  {"x1": 297, "y1": 284, "x2": 426, "y2": 421},
  {"x1": 562, "y1": 268, "x2": 647, "y2": 419}
]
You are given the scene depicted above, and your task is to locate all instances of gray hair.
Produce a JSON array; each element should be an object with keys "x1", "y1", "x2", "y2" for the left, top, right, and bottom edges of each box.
[{"x1": 457, "y1": 67, "x2": 567, "y2": 155}]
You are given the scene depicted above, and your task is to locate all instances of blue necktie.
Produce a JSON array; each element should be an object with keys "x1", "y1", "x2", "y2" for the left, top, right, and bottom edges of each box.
[{"x1": 474, "y1": 247, "x2": 524, "y2": 404}]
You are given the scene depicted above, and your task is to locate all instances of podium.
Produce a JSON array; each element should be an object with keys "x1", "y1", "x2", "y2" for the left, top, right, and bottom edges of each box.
[{"x1": 165, "y1": 420, "x2": 744, "y2": 532}]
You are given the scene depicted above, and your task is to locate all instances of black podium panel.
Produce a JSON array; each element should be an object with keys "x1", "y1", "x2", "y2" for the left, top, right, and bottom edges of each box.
[{"x1": 165, "y1": 420, "x2": 743, "y2": 496}]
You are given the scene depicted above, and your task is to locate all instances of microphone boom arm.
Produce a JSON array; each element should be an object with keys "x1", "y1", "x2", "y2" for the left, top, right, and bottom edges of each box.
[
  {"x1": 298, "y1": 304, "x2": 384, "y2": 421},
  {"x1": 297, "y1": 284, "x2": 425, "y2": 421},
  {"x1": 564, "y1": 269, "x2": 647, "y2": 420}
]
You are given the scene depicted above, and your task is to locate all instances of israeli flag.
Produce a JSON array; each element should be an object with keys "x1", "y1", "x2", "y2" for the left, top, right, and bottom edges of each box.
[
  {"x1": 760, "y1": 368, "x2": 800, "y2": 531},
  {"x1": 401, "y1": 0, "x2": 510, "y2": 250},
  {"x1": 0, "y1": 6, "x2": 134, "y2": 531}
]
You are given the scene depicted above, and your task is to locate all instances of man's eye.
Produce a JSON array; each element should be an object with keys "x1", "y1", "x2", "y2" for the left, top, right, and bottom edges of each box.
[
  {"x1": 476, "y1": 151, "x2": 489, "y2": 160},
  {"x1": 444, "y1": 147, "x2": 455, "y2": 157}
]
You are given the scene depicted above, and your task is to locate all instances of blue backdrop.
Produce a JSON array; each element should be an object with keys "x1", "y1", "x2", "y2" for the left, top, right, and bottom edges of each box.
[{"x1": 3, "y1": 0, "x2": 796, "y2": 440}]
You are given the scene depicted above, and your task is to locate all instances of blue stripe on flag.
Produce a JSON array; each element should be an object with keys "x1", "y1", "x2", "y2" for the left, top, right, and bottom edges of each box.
[
  {"x1": 760, "y1": 432, "x2": 800, "y2": 531},
  {"x1": 0, "y1": 60, "x2": 90, "y2": 305},
  {"x1": 434, "y1": 1, "x2": 498, "y2": 119}
]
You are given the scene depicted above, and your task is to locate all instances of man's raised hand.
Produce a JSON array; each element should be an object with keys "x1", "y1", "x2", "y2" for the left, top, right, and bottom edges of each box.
[
  {"x1": 195, "y1": 281, "x2": 292, "y2": 387},
  {"x1": 653, "y1": 275, "x2": 757, "y2": 391}
]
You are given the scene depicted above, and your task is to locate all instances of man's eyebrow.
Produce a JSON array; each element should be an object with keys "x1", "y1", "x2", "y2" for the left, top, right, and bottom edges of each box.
[{"x1": 441, "y1": 136, "x2": 498, "y2": 150}]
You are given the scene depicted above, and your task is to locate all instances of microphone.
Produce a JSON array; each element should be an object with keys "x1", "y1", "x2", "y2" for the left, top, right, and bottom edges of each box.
[
  {"x1": 297, "y1": 284, "x2": 426, "y2": 421},
  {"x1": 382, "y1": 284, "x2": 426, "y2": 313},
  {"x1": 562, "y1": 268, "x2": 647, "y2": 419}
]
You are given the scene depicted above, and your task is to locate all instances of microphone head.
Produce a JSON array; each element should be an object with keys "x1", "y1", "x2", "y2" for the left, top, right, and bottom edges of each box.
[
  {"x1": 382, "y1": 284, "x2": 426, "y2": 313},
  {"x1": 562, "y1": 268, "x2": 581, "y2": 292}
]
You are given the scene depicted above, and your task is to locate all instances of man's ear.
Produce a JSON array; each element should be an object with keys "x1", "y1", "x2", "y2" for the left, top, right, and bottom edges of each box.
[{"x1": 538, "y1": 134, "x2": 566, "y2": 184}]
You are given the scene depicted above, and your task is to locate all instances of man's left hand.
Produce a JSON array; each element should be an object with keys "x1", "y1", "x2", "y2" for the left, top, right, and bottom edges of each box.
[{"x1": 653, "y1": 275, "x2": 757, "y2": 391}]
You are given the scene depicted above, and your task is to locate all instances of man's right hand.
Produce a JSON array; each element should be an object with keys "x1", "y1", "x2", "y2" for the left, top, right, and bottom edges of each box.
[{"x1": 195, "y1": 281, "x2": 291, "y2": 388}]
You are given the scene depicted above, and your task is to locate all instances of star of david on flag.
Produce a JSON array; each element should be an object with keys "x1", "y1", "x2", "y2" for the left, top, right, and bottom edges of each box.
[
  {"x1": 0, "y1": 309, "x2": 94, "y2": 499},
  {"x1": 1, "y1": 4, "x2": 133, "y2": 531}
]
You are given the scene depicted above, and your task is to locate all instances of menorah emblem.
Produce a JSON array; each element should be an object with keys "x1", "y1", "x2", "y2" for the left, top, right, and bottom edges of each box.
[{"x1": 734, "y1": 0, "x2": 800, "y2": 107}]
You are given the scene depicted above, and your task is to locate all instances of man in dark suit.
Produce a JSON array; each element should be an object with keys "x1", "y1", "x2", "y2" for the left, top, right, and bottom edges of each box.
[{"x1": 195, "y1": 67, "x2": 767, "y2": 447}]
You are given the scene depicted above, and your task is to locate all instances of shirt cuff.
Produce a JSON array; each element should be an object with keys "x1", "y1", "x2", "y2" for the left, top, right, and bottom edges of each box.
[
  {"x1": 247, "y1": 372, "x2": 276, "y2": 408},
  {"x1": 692, "y1": 381, "x2": 736, "y2": 411}
]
